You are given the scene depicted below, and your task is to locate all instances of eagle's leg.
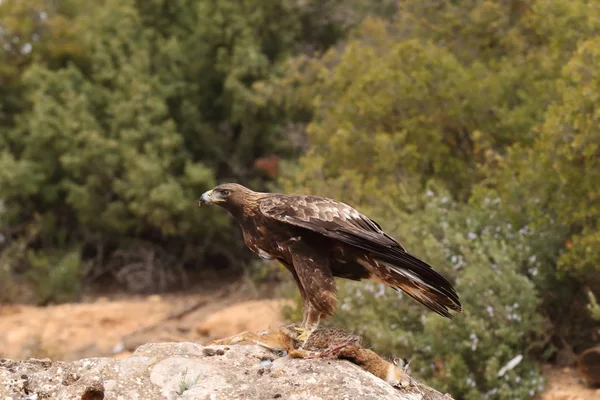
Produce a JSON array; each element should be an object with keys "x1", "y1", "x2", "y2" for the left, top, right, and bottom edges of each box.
[
  {"x1": 295, "y1": 303, "x2": 321, "y2": 346},
  {"x1": 300, "y1": 295, "x2": 311, "y2": 325},
  {"x1": 285, "y1": 242, "x2": 336, "y2": 347}
]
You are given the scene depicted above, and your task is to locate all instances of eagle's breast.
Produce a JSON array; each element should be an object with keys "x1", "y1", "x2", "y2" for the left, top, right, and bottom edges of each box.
[{"x1": 241, "y1": 216, "x2": 279, "y2": 260}]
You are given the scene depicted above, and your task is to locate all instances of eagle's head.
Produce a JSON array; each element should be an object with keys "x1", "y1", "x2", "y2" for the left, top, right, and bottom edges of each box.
[{"x1": 198, "y1": 183, "x2": 257, "y2": 209}]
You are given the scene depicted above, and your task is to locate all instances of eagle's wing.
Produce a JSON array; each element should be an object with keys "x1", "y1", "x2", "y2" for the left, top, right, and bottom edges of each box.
[
  {"x1": 259, "y1": 195, "x2": 461, "y2": 317},
  {"x1": 259, "y1": 195, "x2": 406, "y2": 248}
]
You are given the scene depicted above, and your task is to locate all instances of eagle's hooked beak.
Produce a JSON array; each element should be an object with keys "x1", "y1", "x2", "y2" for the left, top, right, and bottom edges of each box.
[
  {"x1": 198, "y1": 190, "x2": 214, "y2": 206},
  {"x1": 199, "y1": 189, "x2": 225, "y2": 206}
]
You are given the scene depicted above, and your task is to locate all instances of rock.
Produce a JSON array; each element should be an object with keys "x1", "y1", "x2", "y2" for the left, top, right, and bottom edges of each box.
[{"x1": 0, "y1": 342, "x2": 451, "y2": 400}]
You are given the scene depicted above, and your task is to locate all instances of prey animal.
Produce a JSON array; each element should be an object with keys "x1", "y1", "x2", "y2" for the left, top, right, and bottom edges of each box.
[
  {"x1": 209, "y1": 325, "x2": 413, "y2": 389},
  {"x1": 199, "y1": 183, "x2": 461, "y2": 344}
]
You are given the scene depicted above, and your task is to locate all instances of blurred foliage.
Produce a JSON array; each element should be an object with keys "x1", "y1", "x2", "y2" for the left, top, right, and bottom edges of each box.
[
  {"x1": 276, "y1": 0, "x2": 600, "y2": 197},
  {"x1": 0, "y1": 246, "x2": 18, "y2": 303},
  {"x1": 25, "y1": 248, "x2": 83, "y2": 305},
  {"x1": 0, "y1": 0, "x2": 84, "y2": 148},
  {"x1": 0, "y1": 0, "x2": 369, "y2": 300},
  {"x1": 0, "y1": 218, "x2": 42, "y2": 303},
  {"x1": 479, "y1": 35, "x2": 600, "y2": 357},
  {"x1": 278, "y1": 0, "x2": 600, "y2": 398},
  {"x1": 588, "y1": 292, "x2": 600, "y2": 323}
]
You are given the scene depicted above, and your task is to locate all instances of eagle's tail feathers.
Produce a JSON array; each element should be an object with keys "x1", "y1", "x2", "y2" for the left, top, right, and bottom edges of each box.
[
  {"x1": 322, "y1": 229, "x2": 461, "y2": 317},
  {"x1": 374, "y1": 258, "x2": 462, "y2": 318},
  {"x1": 383, "y1": 252, "x2": 460, "y2": 308}
]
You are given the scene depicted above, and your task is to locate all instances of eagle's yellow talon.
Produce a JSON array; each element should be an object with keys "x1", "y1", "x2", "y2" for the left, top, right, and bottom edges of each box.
[{"x1": 295, "y1": 327, "x2": 313, "y2": 345}]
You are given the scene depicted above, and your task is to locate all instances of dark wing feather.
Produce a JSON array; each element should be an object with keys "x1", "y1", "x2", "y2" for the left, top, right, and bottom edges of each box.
[
  {"x1": 260, "y1": 195, "x2": 405, "y2": 249},
  {"x1": 259, "y1": 194, "x2": 461, "y2": 316}
]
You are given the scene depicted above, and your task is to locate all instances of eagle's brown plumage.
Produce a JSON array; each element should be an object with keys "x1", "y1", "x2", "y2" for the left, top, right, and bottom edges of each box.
[{"x1": 199, "y1": 183, "x2": 461, "y2": 340}]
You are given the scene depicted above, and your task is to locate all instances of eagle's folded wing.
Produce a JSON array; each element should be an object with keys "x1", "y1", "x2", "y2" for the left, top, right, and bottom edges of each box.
[{"x1": 259, "y1": 195, "x2": 461, "y2": 316}]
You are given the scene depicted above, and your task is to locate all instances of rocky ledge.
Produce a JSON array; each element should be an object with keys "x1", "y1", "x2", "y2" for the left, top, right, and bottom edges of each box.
[{"x1": 0, "y1": 342, "x2": 452, "y2": 400}]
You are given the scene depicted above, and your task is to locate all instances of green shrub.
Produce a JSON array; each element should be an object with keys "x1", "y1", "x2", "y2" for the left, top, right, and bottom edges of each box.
[
  {"x1": 587, "y1": 292, "x2": 600, "y2": 323},
  {"x1": 0, "y1": 257, "x2": 17, "y2": 303},
  {"x1": 0, "y1": 0, "x2": 364, "y2": 301},
  {"x1": 25, "y1": 248, "x2": 83, "y2": 305},
  {"x1": 0, "y1": 221, "x2": 41, "y2": 303},
  {"x1": 477, "y1": 36, "x2": 600, "y2": 354},
  {"x1": 278, "y1": 1, "x2": 600, "y2": 200}
]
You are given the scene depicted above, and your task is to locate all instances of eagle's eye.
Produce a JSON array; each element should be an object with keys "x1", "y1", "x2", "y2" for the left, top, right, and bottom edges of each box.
[{"x1": 221, "y1": 190, "x2": 231, "y2": 197}]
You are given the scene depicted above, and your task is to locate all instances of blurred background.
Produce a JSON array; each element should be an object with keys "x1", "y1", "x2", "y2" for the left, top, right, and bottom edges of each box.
[{"x1": 0, "y1": 0, "x2": 599, "y2": 399}]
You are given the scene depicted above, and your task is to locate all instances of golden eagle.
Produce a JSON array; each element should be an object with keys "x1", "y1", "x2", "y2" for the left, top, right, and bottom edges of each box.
[{"x1": 199, "y1": 183, "x2": 461, "y2": 342}]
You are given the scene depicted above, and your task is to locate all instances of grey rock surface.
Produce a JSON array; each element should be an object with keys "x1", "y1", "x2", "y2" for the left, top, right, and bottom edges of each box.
[{"x1": 0, "y1": 342, "x2": 449, "y2": 400}]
